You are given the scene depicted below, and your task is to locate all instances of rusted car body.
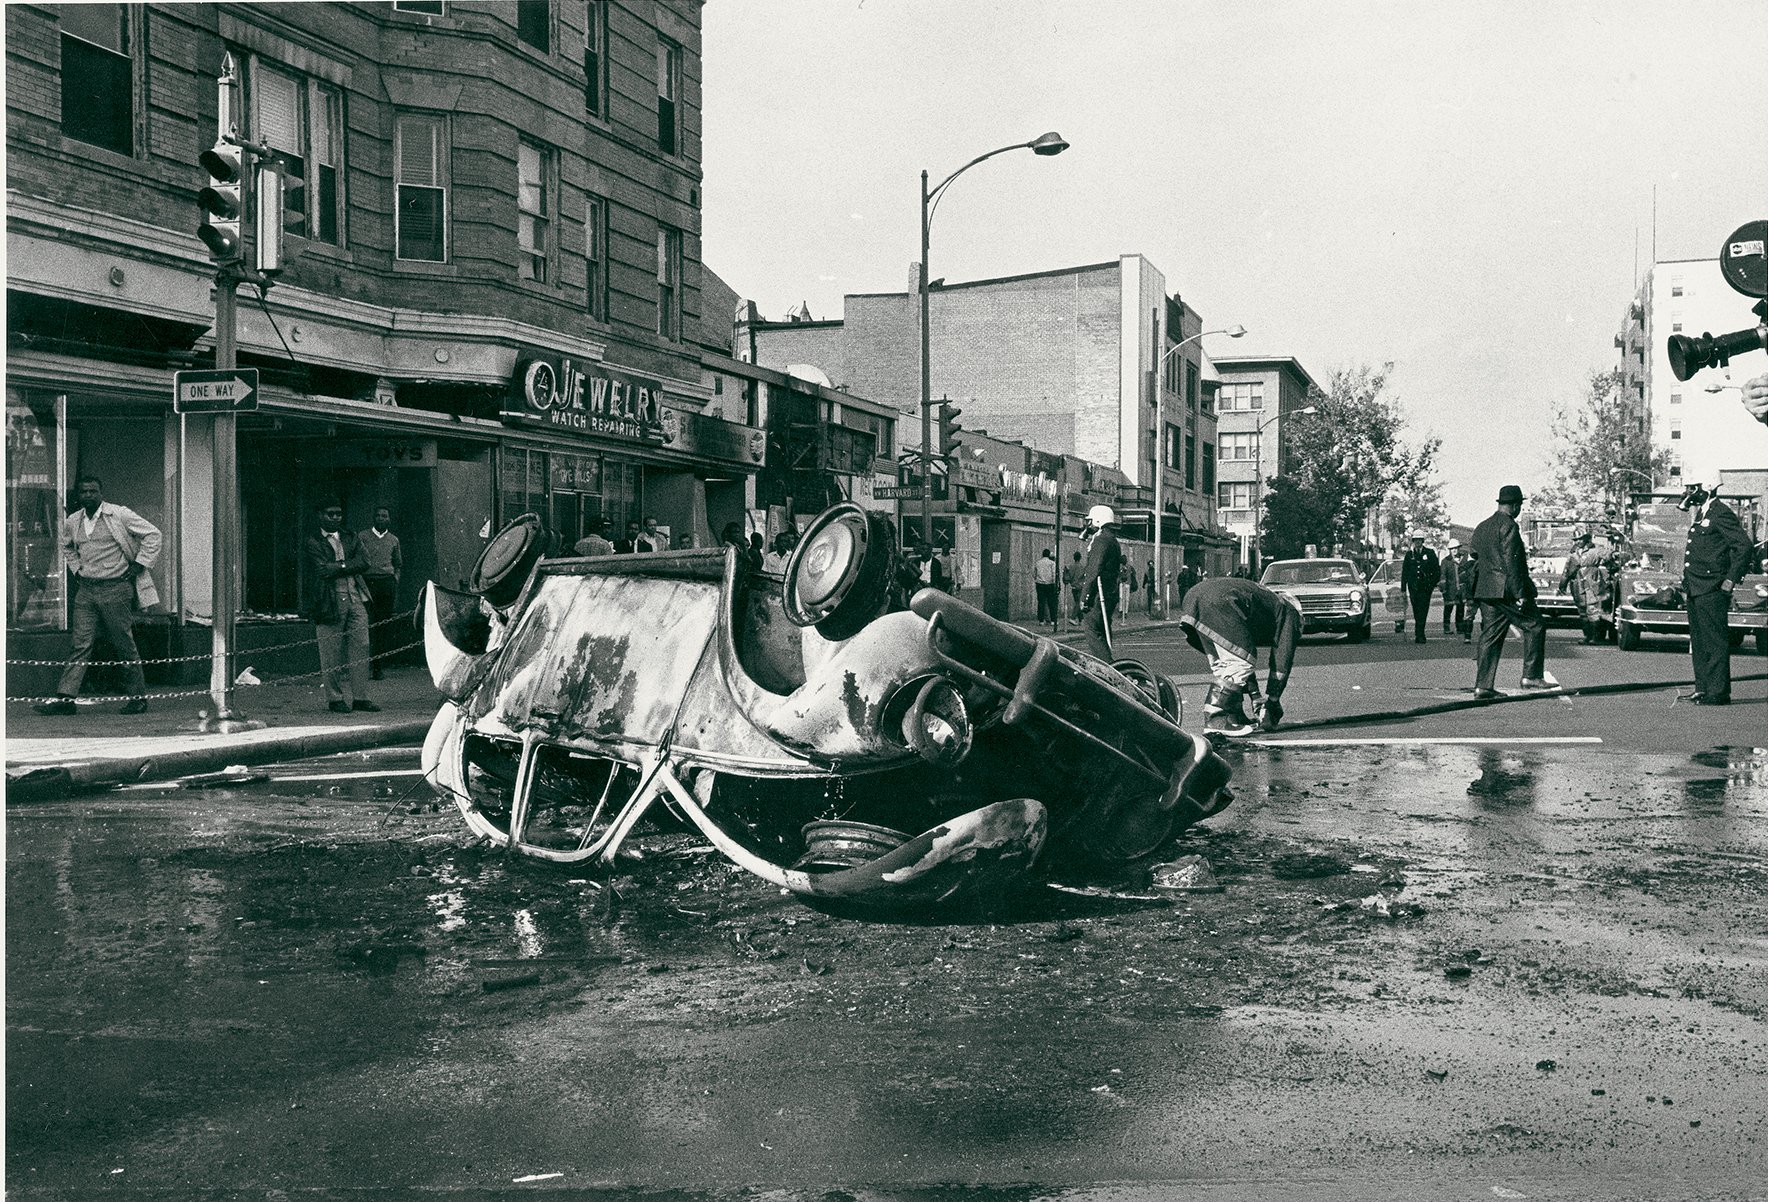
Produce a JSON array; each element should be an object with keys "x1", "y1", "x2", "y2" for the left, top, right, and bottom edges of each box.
[{"x1": 421, "y1": 505, "x2": 1233, "y2": 915}]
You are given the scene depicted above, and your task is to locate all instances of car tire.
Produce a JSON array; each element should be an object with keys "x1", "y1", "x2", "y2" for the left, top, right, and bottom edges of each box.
[
  {"x1": 1345, "y1": 619, "x2": 1370, "y2": 644},
  {"x1": 469, "y1": 513, "x2": 557, "y2": 610},
  {"x1": 1617, "y1": 620, "x2": 1640, "y2": 651},
  {"x1": 782, "y1": 503, "x2": 899, "y2": 642},
  {"x1": 1394, "y1": 621, "x2": 1405, "y2": 633},
  {"x1": 1756, "y1": 629, "x2": 1768, "y2": 656},
  {"x1": 1727, "y1": 629, "x2": 1746, "y2": 650}
]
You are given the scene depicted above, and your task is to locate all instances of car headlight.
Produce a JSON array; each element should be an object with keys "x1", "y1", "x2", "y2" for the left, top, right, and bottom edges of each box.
[{"x1": 1348, "y1": 589, "x2": 1365, "y2": 604}]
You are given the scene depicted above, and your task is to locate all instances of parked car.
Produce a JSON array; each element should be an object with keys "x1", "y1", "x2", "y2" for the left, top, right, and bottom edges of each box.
[
  {"x1": 1258, "y1": 557, "x2": 1371, "y2": 641},
  {"x1": 1365, "y1": 559, "x2": 1407, "y2": 633},
  {"x1": 420, "y1": 504, "x2": 1234, "y2": 917}
]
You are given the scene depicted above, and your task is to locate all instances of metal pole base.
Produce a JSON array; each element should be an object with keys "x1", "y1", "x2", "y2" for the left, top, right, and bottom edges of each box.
[{"x1": 198, "y1": 711, "x2": 268, "y2": 734}]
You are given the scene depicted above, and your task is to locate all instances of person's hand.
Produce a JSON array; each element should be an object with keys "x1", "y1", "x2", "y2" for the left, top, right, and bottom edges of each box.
[
  {"x1": 1719, "y1": 580, "x2": 1735, "y2": 593},
  {"x1": 1741, "y1": 373, "x2": 1768, "y2": 424}
]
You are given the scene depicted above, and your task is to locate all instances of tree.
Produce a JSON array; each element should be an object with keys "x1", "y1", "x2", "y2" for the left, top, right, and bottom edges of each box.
[
  {"x1": 1537, "y1": 367, "x2": 1670, "y2": 520},
  {"x1": 1259, "y1": 363, "x2": 1442, "y2": 560}
]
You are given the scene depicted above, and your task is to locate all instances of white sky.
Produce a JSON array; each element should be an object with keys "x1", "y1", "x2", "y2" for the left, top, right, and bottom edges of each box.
[{"x1": 701, "y1": 0, "x2": 1768, "y2": 524}]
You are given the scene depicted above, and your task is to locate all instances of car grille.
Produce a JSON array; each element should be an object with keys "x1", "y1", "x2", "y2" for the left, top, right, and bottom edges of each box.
[{"x1": 1296, "y1": 594, "x2": 1356, "y2": 614}]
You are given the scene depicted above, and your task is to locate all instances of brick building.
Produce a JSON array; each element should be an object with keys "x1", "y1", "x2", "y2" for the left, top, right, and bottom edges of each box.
[
  {"x1": 1210, "y1": 356, "x2": 1318, "y2": 568},
  {"x1": 5, "y1": 1, "x2": 775, "y2": 684},
  {"x1": 741, "y1": 255, "x2": 1239, "y2": 590}
]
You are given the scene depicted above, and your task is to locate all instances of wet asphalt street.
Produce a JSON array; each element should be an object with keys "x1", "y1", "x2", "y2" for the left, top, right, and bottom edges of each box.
[{"x1": 7, "y1": 635, "x2": 1768, "y2": 1201}]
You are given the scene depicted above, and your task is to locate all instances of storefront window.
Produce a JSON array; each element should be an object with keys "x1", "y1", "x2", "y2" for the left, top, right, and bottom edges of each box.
[{"x1": 6, "y1": 390, "x2": 67, "y2": 630}]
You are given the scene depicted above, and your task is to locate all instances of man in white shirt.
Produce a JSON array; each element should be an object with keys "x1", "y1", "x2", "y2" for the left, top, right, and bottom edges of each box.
[
  {"x1": 35, "y1": 475, "x2": 161, "y2": 715},
  {"x1": 1033, "y1": 547, "x2": 1060, "y2": 626}
]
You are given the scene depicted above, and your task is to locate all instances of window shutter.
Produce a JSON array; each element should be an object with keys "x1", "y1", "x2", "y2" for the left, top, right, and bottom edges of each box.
[
  {"x1": 256, "y1": 68, "x2": 302, "y2": 154},
  {"x1": 399, "y1": 117, "x2": 438, "y2": 186}
]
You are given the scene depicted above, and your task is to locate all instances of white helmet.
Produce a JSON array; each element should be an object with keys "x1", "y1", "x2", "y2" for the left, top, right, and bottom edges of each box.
[{"x1": 1086, "y1": 504, "x2": 1117, "y2": 527}]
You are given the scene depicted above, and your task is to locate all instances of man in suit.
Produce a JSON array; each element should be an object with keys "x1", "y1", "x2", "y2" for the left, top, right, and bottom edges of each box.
[
  {"x1": 34, "y1": 474, "x2": 162, "y2": 715},
  {"x1": 1471, "y1": 485, "x2": 1552, "y2": 699},
  {"x1": 1399, "y1": 530, "x2": 1441, "y2": 644},
  {"x1": 304, "y1": 500, "x2": 379, "y2": 714},
  {"x1": 1075, "y1": 504, "x2": 1123, "y2": 661},
  {"x1": 1440, "y1": 539, "x2": 1472, "y2": 640},
  {"x1": 1678, "y1": 473, "x2": 1754, "y2": 705}
]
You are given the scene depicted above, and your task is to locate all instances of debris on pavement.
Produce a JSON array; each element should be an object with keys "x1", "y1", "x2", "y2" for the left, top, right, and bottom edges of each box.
[
  {"x1": 1536, "y1": 1059, "x2": 1557, "y2": 1072},
  {"x1": 1150, "y1": 855, "x2": 1224, "y2": 893},
  {"x1": 1444, "y1": 962, "x2": 1473, "y2": 979},
  {"x1": 1270, "y1": 851, "x2": 1350, "y2": 879}
]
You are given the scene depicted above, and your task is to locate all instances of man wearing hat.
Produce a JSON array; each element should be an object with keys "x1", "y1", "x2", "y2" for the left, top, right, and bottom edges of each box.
[
  {"x1": 1677, "y1": 468, "x2": 1753, "y2": 705},
  {"x1": 1470, "y1": 485, "x2": 1551, "y2": 698},
  {"x1": 1399, "y1": 530, "x2": 1441, "y2": 644},
  {"x1": 1075, "y1": 504, "x2": 1123, "y2": 661},
  {"x1": 1440, "y1": 539, "x2": 1472, "y2": 640}
]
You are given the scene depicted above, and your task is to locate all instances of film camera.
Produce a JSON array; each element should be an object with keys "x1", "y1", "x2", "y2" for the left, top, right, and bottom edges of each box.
[{"x1": 1667, "y1": 220, "x2": 1767, "y2": 382}]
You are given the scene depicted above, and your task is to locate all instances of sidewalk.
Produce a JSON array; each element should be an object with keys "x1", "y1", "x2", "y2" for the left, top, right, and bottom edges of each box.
[{"x1": 4, "y1": 664, "x2": 441, "y2": 801}]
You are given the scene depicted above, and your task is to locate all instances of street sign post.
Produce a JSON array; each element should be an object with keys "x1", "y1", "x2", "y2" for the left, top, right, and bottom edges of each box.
[{"x1": 174, "y1": 368, "x2": 259, "y2": 414}]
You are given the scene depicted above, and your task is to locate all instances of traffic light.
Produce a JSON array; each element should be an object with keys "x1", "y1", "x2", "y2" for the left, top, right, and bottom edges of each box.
[
  {"x1": 197, "y1": 141, "x2": 243, "y2": 262},
  {"x1": 938, "y1": 401, "x2": 964, "y2": 464},
  {"x1": 254, "y1": 156, "x2": 305, "y2": 274}
]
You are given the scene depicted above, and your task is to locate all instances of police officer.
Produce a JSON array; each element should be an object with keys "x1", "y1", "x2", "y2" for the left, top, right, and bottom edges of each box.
[
  {"x1": 1075, "y1": 504, "x2": 1123, "y2": 661},
  {"x1": 1399, "y1": 530, "x2": 1440, "y2": 644},
  {"x1": 1678, "y1": 469, "x2": 1753, "y2": 705}
]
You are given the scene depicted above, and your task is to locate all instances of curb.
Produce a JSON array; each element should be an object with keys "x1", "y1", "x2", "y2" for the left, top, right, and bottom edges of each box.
[
  {"x1": 4, "y1": 717, "x2": 435, "y2": 803},
  {"x1": 1270, "y1": 671, "x2": 1768, "y2": 735}
]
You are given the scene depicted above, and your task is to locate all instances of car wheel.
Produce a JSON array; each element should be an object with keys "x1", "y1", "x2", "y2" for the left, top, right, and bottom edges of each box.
[
  {"x1": 782, "y1": 503, "x2": 899, "y2": 642},
  {"x1": 1346, "y1": 619, "x2": 1370, "y2": 644},
  {"x1": 1395, "y1": 620, "x2": 1405, "y2": 633},
  {"x1": 1617, "y1": 620, "x2": 1640, "y2": 651},
  {"x1": 469, "y1": 513, "x2": 556, "y2": 609},
  {"x1": 1727, "y1": 629, "x2": 1746, "y2": 650},
  {"x1": 1756, "y1": 629, "x2": 1768, "y2": 656}
]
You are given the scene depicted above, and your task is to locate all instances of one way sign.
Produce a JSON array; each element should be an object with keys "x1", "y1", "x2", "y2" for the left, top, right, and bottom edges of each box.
[{"x1": 173, "y1": 368, "x2": 259, "y2": 414}]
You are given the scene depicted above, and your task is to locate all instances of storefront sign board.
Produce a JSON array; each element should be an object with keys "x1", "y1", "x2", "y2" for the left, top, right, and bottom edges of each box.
[
  {"x1": 504, "y1": 357, "x2": 667, "y2": 444},
  {"x1": 659, "y1": 407, "x2": 765, "y2": 466}
]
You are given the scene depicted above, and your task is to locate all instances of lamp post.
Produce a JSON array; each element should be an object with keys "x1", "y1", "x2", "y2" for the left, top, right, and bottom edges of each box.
[
  {"x1": 1251, "y1": 403, "x2": 1318, "y2": 571},
  {"x1": 919, "y1": 131, "x2": 1068, "y2": 549},
  {"x1": 1152, "y1": 325, "x2": 1244, "y2": 613}
]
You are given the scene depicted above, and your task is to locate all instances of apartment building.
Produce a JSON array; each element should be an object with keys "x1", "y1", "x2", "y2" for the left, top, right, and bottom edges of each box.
[
  {"x1": 5, "y1": 1, "x2": 773, "y2": 682},
  {"x1": 1209, "y1": 356, "x2": 1319, "y2": 568}
]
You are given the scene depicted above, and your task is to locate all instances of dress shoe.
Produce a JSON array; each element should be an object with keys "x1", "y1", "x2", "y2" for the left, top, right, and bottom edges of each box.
[
  {"x1": 1693, "y1": 694, "x2": 1731, "y2": 706},
  {"x1": 1519, "y1": 677, "x2": 1555, "y2": 690},
  {"x1": 328, "y1": 700, "x2": 352, "y2": 714},
  {"x1": 1472, "y1": 688, "x2": 1503, "y2": 700},
  {"x1": 352, "y1": 699, "x2": 382, "y2": 713},
  {"x1": 1414, "y1": 635, "x2": 1426, "y2": 644},
  {"x1": 119, "y1": 698, "x2": 149, "y2": 715},
  {"x1": 33, "y1": 696, "x2": 77, "y2": 716}
]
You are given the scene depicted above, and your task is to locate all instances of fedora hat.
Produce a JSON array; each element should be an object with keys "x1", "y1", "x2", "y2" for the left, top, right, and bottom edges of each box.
[{"x1": 1496, "y1": 485, "x2": 1525, "y2": 505}]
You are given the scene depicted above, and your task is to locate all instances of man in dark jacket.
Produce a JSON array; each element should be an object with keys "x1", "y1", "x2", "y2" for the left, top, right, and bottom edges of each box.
[
  {"x1": 1678, "y1": 474, "x2": 1754, "y2": 705},
  {"x1": 1178, "y1": 576, "x2": 1302, "y2": 737},
  {"x1": 1399, "y1": 530, "x2": 1441, "y2": 644},
  {"x1": 1470, "y1": 484, "x2": 1550, "y2": 699},
  {"x1": 1075, "y1": 504, "x2": 1123, "y2": 661},
  {"x1": 304, "y1": 500, "x2": 379, "y2": 714}
]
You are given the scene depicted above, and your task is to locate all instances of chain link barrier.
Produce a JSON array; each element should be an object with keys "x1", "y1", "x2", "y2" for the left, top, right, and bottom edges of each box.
[
  {"x1": 10, "y1": 634, "x2": 427, "y2": 708},
  {"x1": 5, "y1": 610, "x2": 417, "y2": 669}
]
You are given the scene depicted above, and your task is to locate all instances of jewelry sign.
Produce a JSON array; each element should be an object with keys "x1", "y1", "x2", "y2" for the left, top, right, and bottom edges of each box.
[{"x1": 503, "y1": 356, "x2": 667, "y2": 444}]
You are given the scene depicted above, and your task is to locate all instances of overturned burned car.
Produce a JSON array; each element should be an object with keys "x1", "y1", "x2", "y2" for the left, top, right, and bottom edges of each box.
[{"x1": 420, "y1": 502, "x2": 1233, "y2": 915}]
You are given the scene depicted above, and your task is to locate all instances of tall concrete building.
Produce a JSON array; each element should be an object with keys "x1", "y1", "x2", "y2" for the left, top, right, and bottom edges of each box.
[
  {"x1": 1210, "y1": 356, "x2": 1318, "y2": 567},
  {"x1": 6, "y1": 1, "x2": 788, "y2": 686},
  {"x1": 744, "y1": 255, "x2": 1235, "y2": 569},
  {"x1": 1619, "y1": 258, "x2": 1768, "y2": 507}
]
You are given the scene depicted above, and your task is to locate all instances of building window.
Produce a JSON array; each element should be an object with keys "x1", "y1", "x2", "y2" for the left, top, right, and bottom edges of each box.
[
  {"x1": 583, "y1": 1, "x2": 606, "y2": 115},
  {"x1": 252, "y1": 64, "x2": 346, "y2": 245},
  {"x1": 1220, "y1": 432, "x2": 1261, "y2": 461},
  {"x1": 1671, "y1": 322, "x2": 1682, "y2": 333},
  {"x1": 395, "y1": 114, "x2": 448, "y2": 262},
  {"x1": 1669, "y1": 421, "x2": 1681, "y2": 440},
  {"x1": 1185, "y1": 433, "x2": 1197, "y2": 490},
  {"x1": 1218, "y1": 481, "x2": 1257, "y2": 510},
  {"x1": 1163, "y1": 422, "x2": 1182, "y2": 470},
  {"x1": 584, "y1": 195, "x2": 606, "y2": 319},
  {"x1": 1670, "y1": 276, "x2": 1683, "y2": 297},
  {"x1": 656, "y1": 225, "x2": 682, "y2": 339},
  {"x1": 1186, "y1": 362, "x2": 1198, "y2": 414},
  {"x1": 656, "y1": 40, "x2": 681, "y2": 155},
  {"x1": 1219, "y1": 381, "x2": 1264, "y2": 412},
  {"x1": 1670, "y1": 391, "x2": 1682, "y2": 405},
  {"x1": 517, "y1": 140, "x2": 551, "y2": 281},
  {"x1": 6, "y1": 390, "x2": 68, "y2": 630},
  {"x1": 1202, "y1": 441, "x2": 1215, "y2": 493},
  {"x1": 394, "y1": 1, "x2": 445, "y2": 13},
  {"x1": 60, "y1": 5, "x2": 133, "y2": 155},
  {"x1": 516, "y1": 0, "x2": 550, "y2": 51}
]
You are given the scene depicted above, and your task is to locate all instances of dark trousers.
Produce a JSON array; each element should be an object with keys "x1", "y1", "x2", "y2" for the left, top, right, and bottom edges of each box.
[
  {"x1": 1686, "y1": 588, "x2": 1732, "y2": 699},
  {"x1": 1035, "y1": 582, "x2": 1059, "y2": 624},
  {"x1": 1083, "y1": 594, "x2": 1118, "y2": 662},
  {"x1": 1409, "y1": 586, "x2": 1436, "y2": 637},
  {"x1": 57, "y1": 576, "x2": 145, "y2": 698},
  {"x1": 1443, "y1": 599, "x2": 1466, "y2": 634},
  {"x1": 364, "y1": 574, "x2": 399, "y2": 670},
  {"x1": 1475, "y1": 600, "x2": 1546, "y2": 690}
]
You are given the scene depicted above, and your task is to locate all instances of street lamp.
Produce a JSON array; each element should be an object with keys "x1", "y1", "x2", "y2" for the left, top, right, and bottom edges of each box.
[
  {"x1": 1252, "y1": 403, "x2": 1318, "y2": 571},
  {"x1": 919, "y1": 131, "x2": 1069, "y2": 548},
  {"x1": 1152, "y1": 325, "x2": 1245, "y2": 613}
]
